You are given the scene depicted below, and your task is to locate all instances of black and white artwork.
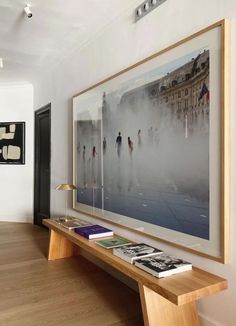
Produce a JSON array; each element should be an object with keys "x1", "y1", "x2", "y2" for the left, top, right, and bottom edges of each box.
[{"x1": 0, "y1": 122, "x2": 25, "y2": 164}]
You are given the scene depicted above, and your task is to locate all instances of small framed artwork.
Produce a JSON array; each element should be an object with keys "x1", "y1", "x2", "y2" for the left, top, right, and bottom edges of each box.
[
  {"x1": 73, "y1": 20, "x2": 229, "y2": 263},
  {"x1": 0, "y1": 122, "x2": 25, "y2": 164}
]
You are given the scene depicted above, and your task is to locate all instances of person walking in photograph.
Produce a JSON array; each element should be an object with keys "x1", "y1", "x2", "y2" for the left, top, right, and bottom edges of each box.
[
  {"x1": 148, "y1": 126, "x2": 154, "y2": 144},
  {"x1": 128, "y1": 136, "x2": 133, "y2": 154},
  {"x1": 138, "y1": 129, "x2": 142, "y2": 147},
  {"x1": 116, "y1": 132, "x2": 122, "y2": 157},
  {"x1": 92, "y1": 146, "x2": 98, "y2": 185},
  {"x1": 103, "y1": 137, "x2": 107, "y2": 154},
  {"x1": 82, "y1": 145, "x2": 86, "y2": 161},
  {"x1": 92, "y1": 145, "x2": 97, "y2": 158}
]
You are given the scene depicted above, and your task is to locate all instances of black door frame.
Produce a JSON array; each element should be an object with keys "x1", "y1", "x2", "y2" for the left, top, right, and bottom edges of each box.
[{"x1": 34, "y1": 103, "x2": 51, "y2": 225}]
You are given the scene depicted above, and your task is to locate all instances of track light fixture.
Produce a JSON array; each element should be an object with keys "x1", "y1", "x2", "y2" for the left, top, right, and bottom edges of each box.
[{"x1": 135, "y1": 0, "x2": 167, "y2": 22}]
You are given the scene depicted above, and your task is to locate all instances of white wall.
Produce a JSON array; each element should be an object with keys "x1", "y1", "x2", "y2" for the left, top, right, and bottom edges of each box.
[
  {"x1": 0, "y1": 84, "x2": 34, "y2": 222},
  {"x1": 34, "y1": 0, "x2": 236, "y2": 325}
]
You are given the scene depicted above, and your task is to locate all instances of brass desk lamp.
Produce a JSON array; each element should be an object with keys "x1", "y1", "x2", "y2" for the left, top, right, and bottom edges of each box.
[{"x1": 56, "y1": 183, "x2": 77, "y2": 220}]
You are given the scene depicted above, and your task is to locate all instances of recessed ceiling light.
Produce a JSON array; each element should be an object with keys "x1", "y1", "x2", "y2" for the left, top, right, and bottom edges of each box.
[{"x1": 0, "y1": 58, "x2": 3, "y2": 68}]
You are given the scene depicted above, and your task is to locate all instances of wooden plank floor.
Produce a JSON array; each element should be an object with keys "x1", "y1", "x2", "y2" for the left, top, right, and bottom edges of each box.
[{"x1": 0, "y1": 222, "x2": 143, "y2": 326}]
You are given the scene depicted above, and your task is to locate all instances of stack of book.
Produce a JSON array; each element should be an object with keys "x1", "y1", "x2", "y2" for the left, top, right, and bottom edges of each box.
[
  {"x1": 113, "y1": 243, "x2": 192, "y2": 278},
  {"x1": 74, "y1": 224, "x2": 113, "y2": 239},
  {"x1": 113, "y1": 243, "x2": 163, "y2": 264},
  {"x1": 58, "y1": 218, "x2": 192, "y2": 278},
  {"x1": 134, "y1": 254, "x2": 192, "y2": 278}
]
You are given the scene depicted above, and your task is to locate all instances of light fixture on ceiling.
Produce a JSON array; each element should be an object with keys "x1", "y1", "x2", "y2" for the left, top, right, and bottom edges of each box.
[
  {"x1": 143, "y1": 2, "x2": 149, "y2": 11},
  {"x1": 24, "y1": 4, "x2": 33, "y2": 18},
  {"x1": 0, "y1": 58, "x2": 3, "y2": 69},
  {"x1": 135, "y1": 0, "x2": 167, "y2": 22},
  {"x1": 136, "y1": 8, "x2": 142, "y2": 17}
]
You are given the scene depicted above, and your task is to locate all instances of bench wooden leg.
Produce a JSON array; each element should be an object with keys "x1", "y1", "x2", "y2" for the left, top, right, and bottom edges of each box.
[
  {"x1": 48, "y1": 229, "x2": 79, "y2": 260},
  {"x1": 138, "y1": 283, "x2": 200, "y2": 326}
]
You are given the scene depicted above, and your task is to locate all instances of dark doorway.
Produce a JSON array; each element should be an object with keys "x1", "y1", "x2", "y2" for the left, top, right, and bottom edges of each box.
[{"x1": 34, "y1": 104, "x2": 51, "y2": 227}]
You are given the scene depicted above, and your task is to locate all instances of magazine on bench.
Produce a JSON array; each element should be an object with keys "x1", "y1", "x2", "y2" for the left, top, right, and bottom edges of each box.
[{"x1": 135, "y1": 254, "x2": 192, "y2": 278}]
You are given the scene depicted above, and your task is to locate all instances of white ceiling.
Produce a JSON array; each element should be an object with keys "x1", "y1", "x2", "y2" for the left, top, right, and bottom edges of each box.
[{"x1": 0, "y1": 0, "x2": 140, "y2": 83}]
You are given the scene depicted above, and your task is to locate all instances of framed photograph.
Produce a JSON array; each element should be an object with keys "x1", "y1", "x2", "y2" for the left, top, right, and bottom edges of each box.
[
  {"x1": 73, "y1": 20, "x2": 229, "y2": 262},
  {"x1": 0, "y1": 122, "x2": 25, "y2": 165}
]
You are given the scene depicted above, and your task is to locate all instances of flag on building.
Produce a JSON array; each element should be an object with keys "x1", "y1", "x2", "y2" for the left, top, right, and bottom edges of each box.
[{"x1": 198, "y1": 83, "x2": 209, "y2": 101}]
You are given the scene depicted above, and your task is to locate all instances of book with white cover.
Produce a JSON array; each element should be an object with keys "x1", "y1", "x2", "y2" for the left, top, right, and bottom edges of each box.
[
  {"x1": 134, "y1": 254, "x2": 192, "y2": 278},
  {"x1": 113, "y1": 243, "x2": 163, "y2": 264}
]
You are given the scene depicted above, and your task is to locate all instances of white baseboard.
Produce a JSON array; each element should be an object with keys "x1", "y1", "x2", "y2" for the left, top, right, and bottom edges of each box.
[
  {"x1": 0, "y1": 215, "x2": 33, "y2": 223},
  {"x1": 199, "y1": 315, "x2": 217, "y2": 326}
]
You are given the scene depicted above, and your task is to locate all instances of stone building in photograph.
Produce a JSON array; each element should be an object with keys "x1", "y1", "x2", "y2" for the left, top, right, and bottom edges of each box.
[
  {"x1": 118, "y1": 50, "x2": 210, "y2": 136},
  {"x1": 158, "y1": 50, "x2": 209, "y2": 131}
]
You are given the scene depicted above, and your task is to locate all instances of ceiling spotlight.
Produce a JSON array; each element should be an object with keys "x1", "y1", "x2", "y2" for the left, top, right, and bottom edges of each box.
[
  {"x1": 0, "y1": 58, "x2": 3, "y2": 68},
  {"x1": 135, "y1": 0, "x2": 167, "y2": 22},
  {"x1": 24, "y1": 4, "x2": 32, "y2": 18},
  {"x1": 136, "y1": 8, "x2": 142, "y2": 17},
  {"x1": 143, "y1": 2, "x2": 149, "y2": 11}
]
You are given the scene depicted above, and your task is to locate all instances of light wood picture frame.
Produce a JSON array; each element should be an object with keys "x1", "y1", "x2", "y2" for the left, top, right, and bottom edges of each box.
[{"x1": 73, "y1": 20, "x2": 229, "y2": 263}]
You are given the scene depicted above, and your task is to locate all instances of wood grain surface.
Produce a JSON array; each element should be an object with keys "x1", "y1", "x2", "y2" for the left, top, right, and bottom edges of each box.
[
  {"x1": 44, "y1": 219, "x2": 227, "y2": 306},
  {"x1": 0, "y1": 222, "x2": 143, "y2": 326}
]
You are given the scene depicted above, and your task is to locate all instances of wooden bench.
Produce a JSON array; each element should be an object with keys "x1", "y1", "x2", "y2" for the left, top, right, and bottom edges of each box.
[{"x1": 43, "y1": 219, "x2": 227, "y2": 326}]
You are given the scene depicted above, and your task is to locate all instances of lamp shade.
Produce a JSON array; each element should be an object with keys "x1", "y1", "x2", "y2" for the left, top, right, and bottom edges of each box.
[{"x1": 56, "y1": 184, "x2": 77, "y2": 191}]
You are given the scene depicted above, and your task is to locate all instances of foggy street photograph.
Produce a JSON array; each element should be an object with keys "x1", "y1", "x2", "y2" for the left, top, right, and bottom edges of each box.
[{"x1": 77, "y1": 49, "x2": 210, "y2": 240}]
